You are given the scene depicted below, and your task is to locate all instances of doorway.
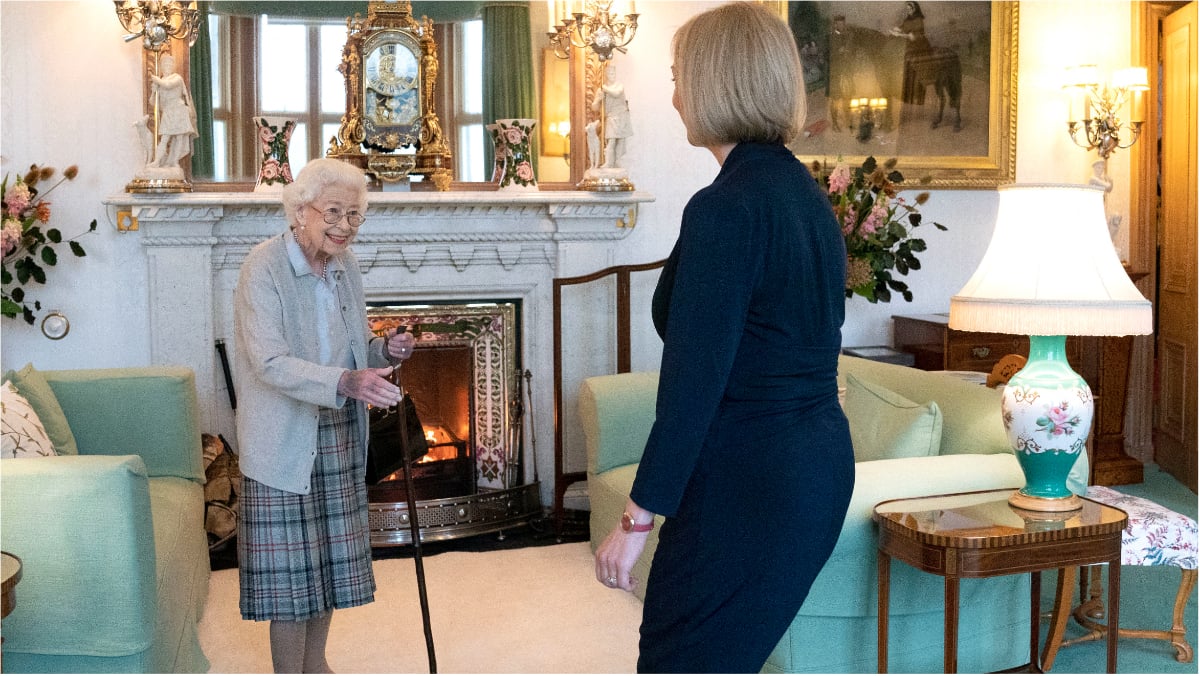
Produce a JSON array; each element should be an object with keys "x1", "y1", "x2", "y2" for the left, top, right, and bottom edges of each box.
[{"x1": 1133, "y1": 2, "x2": 1197, "y2": 491}]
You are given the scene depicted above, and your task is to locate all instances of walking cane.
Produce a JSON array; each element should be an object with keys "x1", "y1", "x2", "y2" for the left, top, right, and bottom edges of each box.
[{"x1": 393, "y1": 363, "x2": 438, "y2": 673}]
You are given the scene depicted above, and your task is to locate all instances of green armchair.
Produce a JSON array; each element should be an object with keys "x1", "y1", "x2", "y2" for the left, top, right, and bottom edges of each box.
[{"x1": 0, "y1": 366, "x2": 210, "y2": 673}]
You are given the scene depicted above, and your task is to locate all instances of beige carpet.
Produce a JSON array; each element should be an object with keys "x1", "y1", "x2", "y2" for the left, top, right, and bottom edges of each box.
[{"x1": 199, "y1": 542, "x2": 643, "y2": 673}]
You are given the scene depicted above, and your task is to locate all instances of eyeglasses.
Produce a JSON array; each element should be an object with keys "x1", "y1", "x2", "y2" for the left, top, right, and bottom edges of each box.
[{"x1": 308, "y1": 205, "x2": 365, "y2": 228}]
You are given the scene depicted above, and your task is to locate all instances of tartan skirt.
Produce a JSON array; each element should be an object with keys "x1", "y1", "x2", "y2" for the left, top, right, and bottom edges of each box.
[{"x1": 238, "y1": 404, "x2": 376, "y2": 622}]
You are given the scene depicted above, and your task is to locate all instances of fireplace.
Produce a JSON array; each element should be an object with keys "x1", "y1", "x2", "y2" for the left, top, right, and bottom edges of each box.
[{"x1": 361, "y1": 302, "x2": 539, "y2": 545}]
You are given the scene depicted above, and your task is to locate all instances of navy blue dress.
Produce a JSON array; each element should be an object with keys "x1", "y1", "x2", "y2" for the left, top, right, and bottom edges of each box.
[{"x1": 630, "y1": 142, "x2": 855, "y2": 673}]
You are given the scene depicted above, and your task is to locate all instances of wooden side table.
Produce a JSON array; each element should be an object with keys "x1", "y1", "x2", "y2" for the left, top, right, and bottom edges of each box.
[
  {"x1": 1, "y1": 552, "x2": 20, "y2": 620},
  {"x1": 874, "y1": 489, "x2": 1127, "y2": 673}
]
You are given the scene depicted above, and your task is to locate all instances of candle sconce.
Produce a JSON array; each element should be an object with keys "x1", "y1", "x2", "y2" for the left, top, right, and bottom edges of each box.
[{"x1": 1063, "y1": 65, "x2": 1148, "y2": 160}]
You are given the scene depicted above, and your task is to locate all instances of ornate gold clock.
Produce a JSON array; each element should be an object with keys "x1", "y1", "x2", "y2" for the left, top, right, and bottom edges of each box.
[{"x1": 327, "y1": 1, "x2": 452, "y2": 190}]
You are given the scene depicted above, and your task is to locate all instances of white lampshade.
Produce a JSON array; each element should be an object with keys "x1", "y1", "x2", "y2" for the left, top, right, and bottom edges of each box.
[{"x1": 950, "y1": 184, "x2": 1152, "y2": 337}]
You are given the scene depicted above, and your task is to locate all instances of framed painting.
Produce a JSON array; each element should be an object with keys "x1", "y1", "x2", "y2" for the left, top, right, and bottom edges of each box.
[{"x1": 775, "y1": 1, "x2": 1018, "y2": 189}]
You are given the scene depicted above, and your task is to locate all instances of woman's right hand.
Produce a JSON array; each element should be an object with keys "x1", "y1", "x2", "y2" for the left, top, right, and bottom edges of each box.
[{"x1": 337, "y1": 366, "x2": 402, "y2": 408}]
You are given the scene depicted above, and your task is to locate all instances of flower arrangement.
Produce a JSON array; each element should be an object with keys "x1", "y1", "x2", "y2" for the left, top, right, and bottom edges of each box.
[
  {"x1": 2, "y1": 164, "x2": 97, "y2": 324},
  {"x1": 812, "y1": 156, "x2": 946, "y2": 303}
]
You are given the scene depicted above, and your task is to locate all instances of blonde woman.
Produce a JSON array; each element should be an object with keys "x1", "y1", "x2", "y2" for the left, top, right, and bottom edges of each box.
[
  {"x1": 593, "y1": 3, "x2": 854, "y2": 672},
  {"x1": 233, "y1": 158, "x2": 415, "y2": 672}
]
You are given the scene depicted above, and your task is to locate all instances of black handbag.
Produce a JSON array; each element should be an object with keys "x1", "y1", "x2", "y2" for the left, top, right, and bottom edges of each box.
[{"x1": 366, "y1": 393, "x2": 430, "y2": 485}]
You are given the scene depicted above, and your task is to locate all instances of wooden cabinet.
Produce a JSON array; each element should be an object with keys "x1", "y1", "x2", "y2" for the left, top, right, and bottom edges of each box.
[{"x1": 892, "y1": 313, "x2": 1143, "y2": 486}]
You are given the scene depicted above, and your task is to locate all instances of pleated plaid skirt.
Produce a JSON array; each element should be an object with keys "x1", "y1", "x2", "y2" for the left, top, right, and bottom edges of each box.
[{"x1": 238, "y1": 404, "x2": 376, "y2": 622}]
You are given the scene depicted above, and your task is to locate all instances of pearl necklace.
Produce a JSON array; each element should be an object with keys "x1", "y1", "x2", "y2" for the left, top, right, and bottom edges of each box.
[{"x1": 293, "y1": 228, "x2": 329, "y2": 280}]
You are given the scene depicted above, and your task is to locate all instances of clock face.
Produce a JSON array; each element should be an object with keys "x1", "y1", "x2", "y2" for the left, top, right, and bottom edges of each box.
[
  {"x1": 362, "y1": 32, "x2": 422, "y2": 150},
  {"x1": 40, "y1": 311, "x2": 69, "y2": 340}
]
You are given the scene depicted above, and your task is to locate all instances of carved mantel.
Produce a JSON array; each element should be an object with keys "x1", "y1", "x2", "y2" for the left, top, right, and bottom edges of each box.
[{"x1": 104, "y1": 189, "x2": 654, "y2": 506}]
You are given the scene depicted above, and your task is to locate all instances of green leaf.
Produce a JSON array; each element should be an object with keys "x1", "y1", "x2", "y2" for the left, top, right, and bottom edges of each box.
[
  {"x1": 46, "y1": 228, "x2": 62, "y2": 243},
  {"x1": 21, "y1": 306, "x2": 35, "y2": 325},
  {"x1": 909, "y1": 238, "x2": 927, "y2": 252},
  {"x1": 909, "y1": 213, "x2": 922, "y2": 227},
  {"x1": 862, "y1": 156, "x2": 878, "y2": 173},
  {"x1": 1, "y1": 298, "x2": 20, "y2": 318},
  {"x1": 70, "y1": 241, "x2": 86, "y2": 257},
  {"x1": 0, "y1": 266, "x2": 9, "y2": 285},
  {"x1": 29, "y1": 264, "x2": 46, "y2": 284},
  {"x1": 88, "y1": 219, "x2": 98, "y2": 232},
  {"x1": 41, "y1": 247, "x2": 57, "y2": 266},
  {"x1": 11, "y1": 287, "x2": 23, "y2": 302},
  {"x1": 934, "y1": 221, "x2": 948, "y2": 231},
  {"x1": 887, "y1": 170, "x2": 903, "y2": 183}
]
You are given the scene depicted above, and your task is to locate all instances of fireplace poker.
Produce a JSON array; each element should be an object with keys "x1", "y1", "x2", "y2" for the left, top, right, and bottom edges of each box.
[{"x1": 393, "y1": 363, "x2": 438, "y2": 673}]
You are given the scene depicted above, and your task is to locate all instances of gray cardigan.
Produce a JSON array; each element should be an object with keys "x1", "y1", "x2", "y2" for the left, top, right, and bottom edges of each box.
[{"x1": 232, "y1": 232, "x2": 389, "y2": 494}]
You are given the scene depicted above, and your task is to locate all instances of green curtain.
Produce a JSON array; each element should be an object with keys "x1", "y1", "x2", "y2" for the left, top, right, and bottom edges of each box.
[
  {"x1": 481, "y1": 2, "x2": 536, "y2": 177},
  {"x1": 189, "y1": 2, "x2": 215, "y2": 178}
]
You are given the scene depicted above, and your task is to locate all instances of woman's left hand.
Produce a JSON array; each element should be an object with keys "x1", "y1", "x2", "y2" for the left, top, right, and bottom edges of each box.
[
  {"x1": 387, "y1": 329, "x2": 416, "y2": 361},
  {"x1": 595, "y1": 500, "x2": 654, "y2": 592}
]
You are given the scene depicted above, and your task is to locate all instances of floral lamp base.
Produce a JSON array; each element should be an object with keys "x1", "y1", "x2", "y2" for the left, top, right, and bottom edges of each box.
[{"x1": 1002, "y1": 335, "x2": 1091, "y2": 513}]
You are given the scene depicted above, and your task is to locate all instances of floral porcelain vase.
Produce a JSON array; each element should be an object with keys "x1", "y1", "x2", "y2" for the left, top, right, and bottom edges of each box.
[
  {"x1": 1000, "y1": 335, "x2": 1091, "y2": 510},
  {"x1": 486, "y1": 123, "x2": 506, "y2": 183},
  {"x1": 492, "y1": 118, "x2": 537, "y2": 191},
  {"x1": 253, "y1": 116, "x2": 296, "y2": 192}
]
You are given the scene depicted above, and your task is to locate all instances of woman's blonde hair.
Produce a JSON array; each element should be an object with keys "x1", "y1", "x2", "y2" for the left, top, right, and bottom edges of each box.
[
  {"x1": 672, "y1": 2, "x2": 806, "y2": 147},
  {"x1": 281, "y1": 158, "x2": 368, "y2": 225}
]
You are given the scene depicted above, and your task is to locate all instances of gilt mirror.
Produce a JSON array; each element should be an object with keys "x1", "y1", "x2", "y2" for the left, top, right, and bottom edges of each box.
[{"x1": 183, "y1": 1, "x2": 585, "y2": 189}]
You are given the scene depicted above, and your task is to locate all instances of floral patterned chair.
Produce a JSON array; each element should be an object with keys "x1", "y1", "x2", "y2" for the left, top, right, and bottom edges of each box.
[{"x1": 1041, "y1": 485, "x2": 1199, "y2": 668}]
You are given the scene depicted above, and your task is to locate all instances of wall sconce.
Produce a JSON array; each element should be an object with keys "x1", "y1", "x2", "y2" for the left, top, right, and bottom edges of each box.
[
  {"x1": 548, "y1": 0, "x2": 638, "y2": 62},
  {"x1": 114, "y1": 0, "x2": 200, "y2": 51},
  {"x1": 113, "y1": 1, "x2": 202, "y2": 194},
  {"x1": 1063, "y1": 65, "x2": 1148, "y2": 159},
  {"x1": 849, "y1": 97, "x2": 888, "y2": 143}
]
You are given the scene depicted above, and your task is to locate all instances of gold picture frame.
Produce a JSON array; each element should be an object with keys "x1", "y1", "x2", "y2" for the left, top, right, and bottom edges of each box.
[
  {"x1": 327, "y1": 0, "x2": 452, "y2": 190},
  {"x1": 783, "y1": 1, "x2": 1018, "y2": 189}
]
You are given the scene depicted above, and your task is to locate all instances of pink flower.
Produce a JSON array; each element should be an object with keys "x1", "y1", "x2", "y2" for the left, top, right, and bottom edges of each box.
[
  {"x1": 1, "y1": 218, "x2": 22, "y2": 257},
  {"x1": 515, "y1": 162, "x2": 534, "y2": 182},
  {"x1": 259, "y1": 125, "x2": 277, "y2": 151},
  {"x1": 828, "y1": 164, "x2": 852, "y2": 194},
  {"x1": 504, "y1": 127, "x2": 525, "y2": 145},
  {"x1": 841, "y1": 205, "x2": 857, "y2": 235},
  {"x1": 860, "y1": 201, "x2": 888, "y2": 235},
  {"x1": 260, "y1": 159, "x2": 280, "y2": 181},
  {"x1": 4, "y1": 183, "x2": 31, "y2": 217}
]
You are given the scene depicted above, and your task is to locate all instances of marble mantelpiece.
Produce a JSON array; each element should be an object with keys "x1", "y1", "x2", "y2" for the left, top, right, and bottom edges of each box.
[{"x1": 104, "y1": 190, "x2": 655, "y2": 506}]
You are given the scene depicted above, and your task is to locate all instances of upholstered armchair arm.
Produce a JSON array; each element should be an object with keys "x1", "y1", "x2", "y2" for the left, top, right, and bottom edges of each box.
[
  {"x1": 0, "y1": 455, "x2": 158, "y2": 660},
  {"x1": 41, "y1": 366, "x2": 205, "y2": 482},
  {"x1": 579, "y1": 371, "x2": 659, "y2": 476}
]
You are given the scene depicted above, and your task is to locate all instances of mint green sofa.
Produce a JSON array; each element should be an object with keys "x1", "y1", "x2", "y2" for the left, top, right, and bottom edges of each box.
[
  {"x1": 0, "y1": 366, "x2": 210, "y2": 673},
  {"x1": 582, "y1": 355, "x2": 1089, "y2": 673}
]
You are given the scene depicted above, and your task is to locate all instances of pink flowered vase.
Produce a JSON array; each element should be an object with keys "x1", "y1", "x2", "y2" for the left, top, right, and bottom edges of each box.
[
  {"x1": 252, "y1": 116, "x2": 296, "y2": 192},
  {"x1": 492, "y1": 118, "x2": 537, "y2": 191}
]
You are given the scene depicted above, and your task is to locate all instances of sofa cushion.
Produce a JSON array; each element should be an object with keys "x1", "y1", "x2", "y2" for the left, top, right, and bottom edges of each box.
[
  {"x1": 844, "y1": 373, "x2": 942, "y2": 462},
  {"x1": 1, "y1": 381, "x2": 57, "y2": 458},
  {"x1": 4, "y1": 363, "x2": 79, "y2": 455}
]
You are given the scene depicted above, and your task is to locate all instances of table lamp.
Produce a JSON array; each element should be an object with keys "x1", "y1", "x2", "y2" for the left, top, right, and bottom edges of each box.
[{"x1": 949, "y1": 184, "x2": 1152, "y2": 512}]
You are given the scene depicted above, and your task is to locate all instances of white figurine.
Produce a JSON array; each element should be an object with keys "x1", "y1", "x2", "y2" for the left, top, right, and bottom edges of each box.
[
  {"x1": 581, "y1": 63, "x2": 635, "y2": 190},
  {"x1": 132, "y1": 54, "x2": 198, "y2": 184},
  {"x1": 591, "y1": 63, "x2": 632, "y2": 169}
]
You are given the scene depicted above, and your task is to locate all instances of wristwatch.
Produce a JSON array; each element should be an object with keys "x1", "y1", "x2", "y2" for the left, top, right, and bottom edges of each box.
[{"x1": 620, "y1": 511, "x2": 654, "y2": 533}]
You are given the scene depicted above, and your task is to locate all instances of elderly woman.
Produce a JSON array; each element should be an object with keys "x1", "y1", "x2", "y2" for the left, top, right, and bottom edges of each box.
[
  {"x1": 232, "y1": 158, "x2": 415, "y2": 673},
  {"x1": 593, "y1": 3, "x2": 854, "y2": 672}
]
